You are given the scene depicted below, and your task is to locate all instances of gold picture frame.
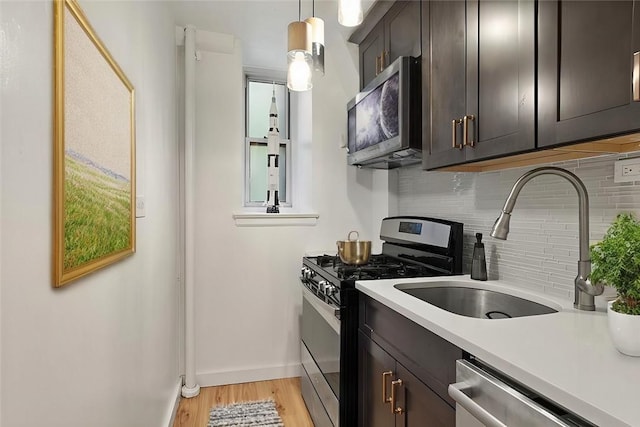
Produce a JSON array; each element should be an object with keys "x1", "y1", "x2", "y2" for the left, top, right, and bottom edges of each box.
[{"x1": 53, "y1": 0, "x2": 135, "y2": 287}]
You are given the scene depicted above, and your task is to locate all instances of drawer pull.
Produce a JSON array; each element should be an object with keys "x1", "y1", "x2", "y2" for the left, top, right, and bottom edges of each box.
[
  {"x1": 463, "y1": 115, "x2": 476, "y2": 147},
  {"x1": 382, "y1": 371, "x2": 393, "y2": 403},
  {"x1": 391, "y1": 378, "x2": 404, "y2": 414},
  {"x1": 452, "y1": 119, "x2": 463, "y2": 149}
]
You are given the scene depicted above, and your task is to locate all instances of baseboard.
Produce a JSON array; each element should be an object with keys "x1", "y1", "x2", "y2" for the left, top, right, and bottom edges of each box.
[
  {"x1": 163, "y1": 378, "x2": 183, "y2": 427},
  {"x1": 197, "y1": 363, "x2": 302, "y2": 387}
]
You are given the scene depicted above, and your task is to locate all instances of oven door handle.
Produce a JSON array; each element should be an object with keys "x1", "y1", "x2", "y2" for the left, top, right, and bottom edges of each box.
[{"x1": 302, "y1": 286, "x2": 341, "y2": 335}]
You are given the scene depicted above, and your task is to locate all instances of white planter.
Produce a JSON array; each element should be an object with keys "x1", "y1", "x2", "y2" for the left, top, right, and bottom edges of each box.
[{"x1": 608, "y1": 300, "x2": 640, "y2": 357}]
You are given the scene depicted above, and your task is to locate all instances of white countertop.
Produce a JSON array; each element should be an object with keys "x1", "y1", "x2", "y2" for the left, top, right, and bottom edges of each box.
[{"x1": 356, "y1": 276, "x2": 640, "y2": 427}]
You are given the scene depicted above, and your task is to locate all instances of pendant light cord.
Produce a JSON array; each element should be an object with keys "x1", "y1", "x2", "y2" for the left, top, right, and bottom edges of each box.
[
  {"x1": 312, "y1": 0, "x2": 315, "y2": 17},
  {"x1": 298, "y1": 0, "x2": 301, "y2": 21}
]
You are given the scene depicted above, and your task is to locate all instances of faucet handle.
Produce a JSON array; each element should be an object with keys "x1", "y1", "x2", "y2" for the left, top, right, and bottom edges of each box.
[
  {"x1": 576, "y1": 260, "x2": 605, "y2": 297},
  {"x1": 576, "y1": 277, "x2": 605, "y2": 296}
]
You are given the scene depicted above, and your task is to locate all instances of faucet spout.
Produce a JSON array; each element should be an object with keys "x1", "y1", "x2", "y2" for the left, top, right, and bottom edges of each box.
[{"x1": 490, "y1": 167, "x2": 604, "y2": 311}]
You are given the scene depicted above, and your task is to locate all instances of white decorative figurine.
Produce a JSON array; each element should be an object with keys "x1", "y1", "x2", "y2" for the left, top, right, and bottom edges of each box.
[{"x1": 265, "y1": 85, "x2": 281, "y2": 213}]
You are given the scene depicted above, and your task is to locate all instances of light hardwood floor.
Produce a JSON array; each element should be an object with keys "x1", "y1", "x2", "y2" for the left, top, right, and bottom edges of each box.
[{"x1": 173, "y1": 377, "x2": 315, "y2": 427}]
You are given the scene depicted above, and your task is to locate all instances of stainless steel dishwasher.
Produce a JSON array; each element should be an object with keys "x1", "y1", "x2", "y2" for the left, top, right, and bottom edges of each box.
[{"x1": 449, "y1": 359, "x2": 596, "y2": 427}]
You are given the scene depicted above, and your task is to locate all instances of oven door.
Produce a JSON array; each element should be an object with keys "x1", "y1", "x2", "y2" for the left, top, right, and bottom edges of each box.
[{"x1": 301, "y1": 285, "x2": 341, "y2": 426}]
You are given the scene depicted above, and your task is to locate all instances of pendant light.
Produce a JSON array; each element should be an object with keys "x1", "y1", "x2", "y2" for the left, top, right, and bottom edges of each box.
[
  {"x1": 304, "y1": 0, "x2": 325, "y2": 75},
  {"x1": 338, "y1": 0, "x2": 363, "y2": 27},
  {"x1": 287, "y1": 0, "x2": 313, "y2": 91}
]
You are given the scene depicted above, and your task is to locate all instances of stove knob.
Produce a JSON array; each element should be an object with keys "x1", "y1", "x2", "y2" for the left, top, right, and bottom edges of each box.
[
  {"x1": 303, "y1": 267, "x2": 315, "y2": 279},
  {"x1": 300, "y1": 267, "x2": 306, "y2": 278},
  {"x1": 323, "y1": 283, "x2": 337, "y2": 297}
]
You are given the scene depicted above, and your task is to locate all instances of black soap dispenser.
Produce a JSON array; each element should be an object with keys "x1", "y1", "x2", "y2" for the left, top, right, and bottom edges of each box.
[{"x1": 471, "y1": 233, "x2": 487, "y2": 281}]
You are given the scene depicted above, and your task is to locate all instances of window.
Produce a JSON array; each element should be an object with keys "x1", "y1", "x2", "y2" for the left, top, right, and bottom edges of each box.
[{"x1": 244, "y1": 73, "x2": 291, "y2": 207}]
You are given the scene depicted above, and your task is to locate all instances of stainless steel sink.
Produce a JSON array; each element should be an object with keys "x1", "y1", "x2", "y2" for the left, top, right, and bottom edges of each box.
[{"x1": 394, "y1": 282, "x2": 558, "y2": 319}]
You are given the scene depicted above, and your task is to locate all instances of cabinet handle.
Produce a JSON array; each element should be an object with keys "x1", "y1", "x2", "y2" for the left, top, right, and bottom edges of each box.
[
  {"x1": 382, "y1": 371, "x2": 393, "y2": 403},
  {"x1": 452, "y1": 119, "x2": 463, "y2": 149},
  {"x1": 383, "y1": 50, "x2": 389, "y2": 69},
  {"x1": 390, "y1": 379, "x2": 404, "y2": 414},
  {"x1": 463, "y1": 115, "x2": 476, "y2": 147},
  {"x1": 375, "y1": 55, "x2": 381, "y2": 76},
  {"x1": 633, "y1": 51, "x2": 639, "y2": 102}
]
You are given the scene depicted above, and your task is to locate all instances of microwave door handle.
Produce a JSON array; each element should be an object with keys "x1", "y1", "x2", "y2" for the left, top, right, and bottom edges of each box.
[
  {"x1": 634, "y1": 51, "x2": 639, "y2": 102},
  {"x1": 448, "y1": 382, "x2": 506, "y2": 427}
]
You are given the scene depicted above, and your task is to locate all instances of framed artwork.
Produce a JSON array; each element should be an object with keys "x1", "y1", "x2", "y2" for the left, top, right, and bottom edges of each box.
[{"x1": 53, "y1": 0, "x2": 135, "y2": 287}]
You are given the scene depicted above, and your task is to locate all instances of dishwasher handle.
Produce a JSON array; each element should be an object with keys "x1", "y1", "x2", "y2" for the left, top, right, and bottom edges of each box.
[
  {"x1": 452, "y1": 360, "x2": 580, "y2": 427},
  {"x1": 448, "y1": 382, "x2": 506, "y2": 427}
]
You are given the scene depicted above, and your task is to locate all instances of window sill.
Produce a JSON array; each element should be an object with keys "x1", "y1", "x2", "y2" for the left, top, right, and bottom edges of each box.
[{"x1": 232, "y1": 212, "x2": 319, "y2": 227}]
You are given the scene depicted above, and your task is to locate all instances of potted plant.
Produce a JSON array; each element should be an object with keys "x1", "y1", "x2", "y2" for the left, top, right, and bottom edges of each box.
[{"x1": 590, "y1": 212, "x2": 640, "y2": 356}]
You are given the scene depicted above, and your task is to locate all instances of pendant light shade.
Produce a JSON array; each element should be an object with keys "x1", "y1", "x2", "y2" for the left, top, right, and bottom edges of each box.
[
  {"x1": 305, "y1": 0, "x2": 325, "y2": 75},
  {"x1": 304, "y1": 17, "x2": 325, "y2": 75},
  {"x1": 338, "y1": 0, "x2": 363, "y2": 27},
  {"x1": 287, "y1": 20, "x2": 313, "y2": 91}
]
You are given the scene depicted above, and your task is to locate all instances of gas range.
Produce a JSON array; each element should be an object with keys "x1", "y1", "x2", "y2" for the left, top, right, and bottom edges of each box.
[{"x1": 299, "y1": 216, "x2": 464, "y2": 427}]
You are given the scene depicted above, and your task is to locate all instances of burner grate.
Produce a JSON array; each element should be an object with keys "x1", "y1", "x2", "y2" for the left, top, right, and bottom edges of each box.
[
  {"x1": 311, "y1": 254, "x2": 437, "y2": 281},
  {"x1": 336, "y1": 263, "x2": 432, "y2": 280},
  {"x1": 316, "y1": 254, "x2": 338, "y2": 268},
  {"x1": 308, "y1": 251, "x2": 442, "y2": 282},
  {"x1": 316, "y1": 254, "x2": 393, "y2": 269}
]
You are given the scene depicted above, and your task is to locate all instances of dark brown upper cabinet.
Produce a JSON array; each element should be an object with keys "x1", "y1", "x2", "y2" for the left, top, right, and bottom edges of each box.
[
  {"x1": 424, "y1": 0, "x2": 536, "y2": 170},
  {"x1": 360, "y1": 19, "x2": 386, "y2": 91},
  {"x1": 357, "y1": 1, "x2": 422, "y2": 90},
  {"x1": 538, "y1": 1, "x2": 640, "y2": 148}
]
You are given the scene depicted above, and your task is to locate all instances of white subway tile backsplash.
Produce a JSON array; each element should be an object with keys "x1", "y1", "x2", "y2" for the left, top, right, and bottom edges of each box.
[{"x1": 398, "y1": 152, "x2": 640, "y2": 301}]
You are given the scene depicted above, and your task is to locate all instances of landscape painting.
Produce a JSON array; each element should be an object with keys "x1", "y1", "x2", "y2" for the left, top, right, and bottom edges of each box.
[{"x1": 53, "y1": 0, "x2": 135, "y2": 287}]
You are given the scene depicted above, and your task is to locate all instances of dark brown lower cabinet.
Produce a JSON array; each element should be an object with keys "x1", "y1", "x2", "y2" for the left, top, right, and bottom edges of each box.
[
  {"x1": 358, "y1": 332, "x2": 455, "y2": 427},
  {"x1": 359, "y1": 332, "x2": 396, "y2": 427},
  {"x1": 358, "y1": 294, "x2": 459, "y2": 427}
]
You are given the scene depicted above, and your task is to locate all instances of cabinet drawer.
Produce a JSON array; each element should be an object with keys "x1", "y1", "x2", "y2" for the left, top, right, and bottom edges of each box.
[{"x1": 359, "y1": 294, "x2": 463, "y2": 406}]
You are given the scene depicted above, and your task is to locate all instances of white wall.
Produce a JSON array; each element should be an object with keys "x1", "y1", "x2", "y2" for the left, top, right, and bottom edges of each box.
[
  {"x1": 190, "y1": 23, "x2": 390, "y2": 385},
  {"x1": 398, "y1": 153, "x2": 640, "y2": 300},
  {"x1": 0, "y1": 2, "x2": 180, "y2": 426}
]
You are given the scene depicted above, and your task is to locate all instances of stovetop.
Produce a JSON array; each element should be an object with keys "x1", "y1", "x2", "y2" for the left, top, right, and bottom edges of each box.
[{"x1": 307, "y1": 254, "x2": 443, "y2": 282}]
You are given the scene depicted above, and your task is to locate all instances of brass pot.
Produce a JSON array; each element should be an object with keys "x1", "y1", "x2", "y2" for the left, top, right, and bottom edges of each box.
[{"x1": 337, "y1": 231, "x2": 371, "y2": 265}]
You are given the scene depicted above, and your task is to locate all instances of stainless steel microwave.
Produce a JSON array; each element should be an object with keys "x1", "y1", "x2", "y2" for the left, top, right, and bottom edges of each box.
[{"x1": 347, "y1": 56, "x2": 421, "y2": 169}]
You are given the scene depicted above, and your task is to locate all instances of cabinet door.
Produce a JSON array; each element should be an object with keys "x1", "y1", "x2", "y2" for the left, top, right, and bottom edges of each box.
[
  {"x1": 538, "y1": 1, "x2": 640, "y2": 147},
  {"x1": 385, "y1": 1, "x2": 422, "y2": 67},
  {"x1": 424, "y1": 0, "x2": 467, "y2": 169},
  {"x1": 465, "y1": 0, "x2": 536, "y2": 161},
  {"x1": 395, "y1": 363, "x2": 455, "y2": 427},
  {"x1": 359, "y1": 20, "x2": 385, "y2": 90},
  {"x1": 358, "y1": 332, "x2": 395, "y2": 427}
]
